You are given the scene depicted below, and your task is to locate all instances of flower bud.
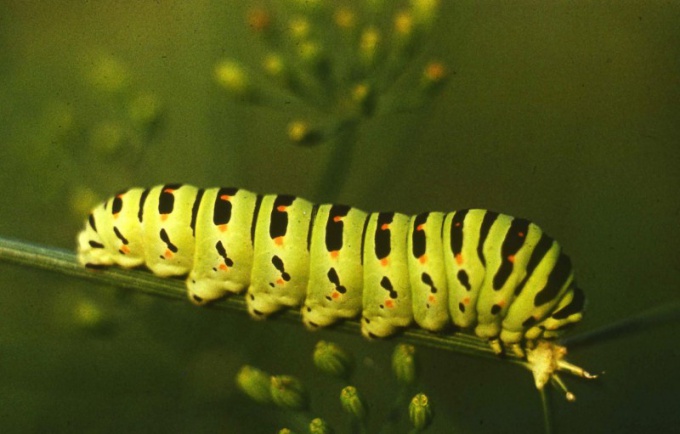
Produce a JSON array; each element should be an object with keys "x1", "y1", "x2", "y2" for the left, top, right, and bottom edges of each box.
[
  {"x1": 288, "y1": 120, "x2": 324, "y2": 146},
  {"x1": 351, "y1": 83, "x2": 376, "y2": 117},
  {"x1": 236, "y1": 365, "x2": 272, "y2": 405},
  {"x1": 409, "y1": 393, "x2": 433, "y2": 431},
  {"x1": 359, "y1": 27, "x2": 380, "y2": 66},
  {"x1": 410, "y1": 0, "x2": 440, "y2": 28},
  {"x1": 247, "y1": 8, "x2": 272, "y2": 33},
  {"x1": 340, "y1": 386, "x2": 366, "y2": 421},
  {"x1": 271, "y1": 375, "x2": 309, "y2": 410},
  {"x1": 214, "y1": 60, "x2": 250, "y2": 96},
  {"x1": 128, "y1": 92, "x2": 162, "y2": 129},
  {"x1": 289, "y1": 17, "x2": 311, "y2": 41},
  {"x1": 420, "y1": 61, "x2": 447, "y2": 95},
  {"x1": 334, "y1": 7, "x2": 355, "y2": 29},
  {"x1": 392, "y1": 343, "x2": 417, "y2": 385},
  {"x1": 309, "y1": 417, "x2": 334, "y2": 434},
  {"x1": 87, "y1": 54, "x2": 129, "y2": 92},
  {"x1": 313, "y1": 340, "x2": 354, "y2": 379}
]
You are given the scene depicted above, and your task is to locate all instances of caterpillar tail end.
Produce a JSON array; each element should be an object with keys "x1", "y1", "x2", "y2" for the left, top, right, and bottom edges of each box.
[{"x1": 526, "y1": 340, "x2": 598, "y2": 402}]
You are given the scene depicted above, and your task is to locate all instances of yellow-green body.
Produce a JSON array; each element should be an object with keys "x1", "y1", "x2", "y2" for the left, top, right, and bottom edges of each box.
[{"x1": 77, "y1": 184, "x2": 585, "y2": 346}]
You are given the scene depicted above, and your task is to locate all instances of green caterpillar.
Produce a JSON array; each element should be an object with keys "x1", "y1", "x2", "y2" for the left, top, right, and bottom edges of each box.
[{"x1": 77, "y1": 184, "x2": 585, "y2": 350}]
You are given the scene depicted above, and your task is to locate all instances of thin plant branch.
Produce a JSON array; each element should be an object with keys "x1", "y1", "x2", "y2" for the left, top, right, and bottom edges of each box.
[{"x1": 0, "y1": 235, "x2": 522, "y2": 366}]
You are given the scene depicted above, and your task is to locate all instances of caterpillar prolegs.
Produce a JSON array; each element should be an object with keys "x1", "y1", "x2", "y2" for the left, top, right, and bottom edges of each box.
[{"x1": 77, "y1": 184, "x2": 586, "y2": 348}]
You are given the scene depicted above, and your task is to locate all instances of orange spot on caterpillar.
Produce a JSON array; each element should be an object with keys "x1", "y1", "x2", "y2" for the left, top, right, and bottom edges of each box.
[
  {"x1": 428, "y1": 294, "x2": 436, "y2": 303},
  {"x1": 276, "y1": 278, "x2": 284, "y2": 285},
  {"x1": 274, "y1": 236, "x2": 284, "y2": 246},
  {"x1": 455, "y1": 253, "x2": 463, "y2": 265},
  {"x1": 419, "y1": 254, "x2": 428, "y2": 264},
  {"x1": 518, "y1": 231, "x2": 525, "y2": 237},
  {"x1": 277, "y1": 205, "x2": 287, "y2": 212},
  {"x1": 463, "y1": 296, "x2": 470, "y2": 305},
  {"x1": 164, "y1": 249, "x2": 174, "y2": 259},
  {"x1": 163, "y1": 188, "x2": 174, "y2": 193},
  {"x1": 381, "y1": 223, "x2": 390, "y2": 230},
  {"x1": 454, "y1": 221, "x2": 461, "y2": 227},
  {"x1": 416, "y1": 224, "x2": 425, "y2": 231},
  {"x1": 498, "y1": 300, "x2": 506, "y2": 308},
  {"x1": 333, "y1": 215, "x2": 342, "y2": 222},
  {"x1": 385, "y1": 299, "x2": 395, "y2": 309},
  {"x1": 218, "y1": 224, "x2": 228, "y2": 232},
  {"x1": 120, "y1": 245, "x2": 130, "y2": 254},
  {"x1": 507, "y1": 254, "x2": 515, "y2": 263},
  {"x1": 218, "y1": 263, "x2": 228, "y2": 271},
  {"x1": 331, "y1": 291, "x2": 340, "y2": 300},
  {"x1": 330, "y1": 250, "x2": 339, "y2": 259},
  {"x1": 160, "y1": 214, "x2": 168, "y2": 221},
  {"x1": 112, "y1": 213, "x2": 120, "y2": 220},
  {"x1": 380, "y1": 258, "x2": 389, "y2": 267},
  {"x1": 219, "y1": 194, "x2": 231, "y2": 201}
]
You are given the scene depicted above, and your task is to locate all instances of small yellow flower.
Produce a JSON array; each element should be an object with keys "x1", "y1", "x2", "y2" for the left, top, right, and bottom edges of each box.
[
  {"x1": 424, "y1": 61, "x2": 446, "y2": 83},
  {"x1": 289, "y1": 17, "x2": 310, "y2": 40},
  {"x1": 247, "y1": 8, "x2": 272, "y2": 32},
  {"x1": 394, "y1": 11, "x2": 414, "y2": 36},
  {"x1": 214, "y1": 60, "x2": 249, "y2": 95},
  {"x1": 334, "y1": 7, "x2": 355, "y2": 29},
  {"x1": 359, "y1": 27, "x2": 381, "y2": 64}
]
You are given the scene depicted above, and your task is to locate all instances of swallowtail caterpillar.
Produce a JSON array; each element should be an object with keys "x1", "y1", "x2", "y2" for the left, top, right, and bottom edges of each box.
[{"x1": 77, "y1": 184, "x2": 597, "y2": 396}]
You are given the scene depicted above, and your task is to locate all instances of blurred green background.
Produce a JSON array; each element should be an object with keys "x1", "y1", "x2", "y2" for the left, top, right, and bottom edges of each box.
[{"x1": 1, "y1": 1, "x2": 679, "y2": 433}]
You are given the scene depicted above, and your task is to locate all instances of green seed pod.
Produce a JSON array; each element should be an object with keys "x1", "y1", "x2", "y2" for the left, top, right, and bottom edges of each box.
[
  {"x1": 340, "y1": 386, "x2": 366, "y2": 421},
  {"x1": 309, "y1": 417, "x2": 334, "y2": 434},
  {"x1": 313, "y1": 340, "x2": 354, "y2": 379},
  {"x1": 235, "y1": 365, "x2": 272, "y2": 405},
  {"x1": 392, "y1": 343, "x2": 417, "y2": 385},
  {"x1": 409, "y1": 393, "x2": 433, "y2": 432},
  {"x1": 270, "y1": 375, "x2": 309, "y2": 410}
]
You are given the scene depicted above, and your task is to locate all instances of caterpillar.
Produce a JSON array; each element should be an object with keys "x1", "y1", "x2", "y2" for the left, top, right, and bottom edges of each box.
[{"x1": 77, "y1": 184, "x2": 585, "y2": 351}]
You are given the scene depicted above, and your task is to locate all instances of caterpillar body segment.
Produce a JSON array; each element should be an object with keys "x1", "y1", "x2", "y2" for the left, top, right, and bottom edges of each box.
[
  {"x1": 302, "y1": 204, "x2": 367, "y2": 329},
  {"x1": 188, "y1": 188, "x2": 258, "y2": 303},
  {"x1": 248, "y1": 194, "x2": 314, "y2": 318},
  {"x1": 407, "y1": 212, "x2": 449, "y2": 332},
  {"x1": 361, "y1": 212, "x2": 413, "y2": 339},
  {"x1": 77, "y1": 184, "x2": 586, "y2": 347}
]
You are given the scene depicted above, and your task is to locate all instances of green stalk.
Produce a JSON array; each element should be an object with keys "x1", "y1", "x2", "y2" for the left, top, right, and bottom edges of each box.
[
  {"x1": 314, "y1": 118, "x2": 361, "y2": 203},
  {"x1": 0, "y1": 235, "x2": 524, "y2": 365}
]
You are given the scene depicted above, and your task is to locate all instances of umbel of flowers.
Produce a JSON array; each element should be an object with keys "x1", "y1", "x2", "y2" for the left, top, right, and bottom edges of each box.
[
  {"x1": 214, "y1": 0, "x2": 446, "y2": 200},
  {"x1": 215, "y1": 0, "x2": 445, "y2": 146},
  {"x1": 236, "y1": 340, "x2": 435, "y2": 433}
]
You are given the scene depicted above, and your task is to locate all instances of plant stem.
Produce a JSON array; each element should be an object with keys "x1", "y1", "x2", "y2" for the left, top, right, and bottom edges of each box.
[
  {"x1": 314, "y1": 118, "x2": 360, "y2": 203},
  {"x1": 0, "y1": 235, "x2": 524, "y2": 366}
]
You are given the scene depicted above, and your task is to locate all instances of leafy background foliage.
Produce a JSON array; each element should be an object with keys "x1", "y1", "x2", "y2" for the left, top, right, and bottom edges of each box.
[{"x1": 1, "y1": 1, "x2": 679, "y2": 433}]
